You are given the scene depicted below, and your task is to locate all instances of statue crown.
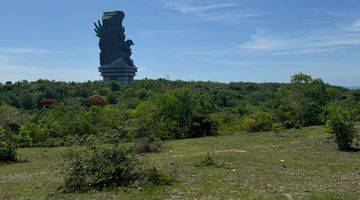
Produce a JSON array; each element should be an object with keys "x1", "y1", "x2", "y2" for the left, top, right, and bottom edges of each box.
[{"x1": 102, "y1": 11, "x2": 125, "y2": 21}]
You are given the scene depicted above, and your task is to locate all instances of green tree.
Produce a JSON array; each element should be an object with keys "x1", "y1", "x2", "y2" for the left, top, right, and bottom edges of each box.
[
  {"x1": 0, "y1": 127, "x2": 17, "y2": 162},
  {"x1": 133, "y1": 88, "x2": 217, "y2": 139},
  {"x1": 281, "y1": 73, "x2": 329, "y2": 127},
  {"x1": 325, "y1": 104, "x2": 355, "y2": 151},
  {"x1": 16, "y1": 124, "x2": 47, "y2": 147},
  {"x1": 20, "y1": 92, "x2": 36, "y2": 110},
  {"x1": 39, "y1": 104, "x2": 83, "y2": 138},
  {"x1": 241, "y1": 109, "x2": 274, "y2": 132}
]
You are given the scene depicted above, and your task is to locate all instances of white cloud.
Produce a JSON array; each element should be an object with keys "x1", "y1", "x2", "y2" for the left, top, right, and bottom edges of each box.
[
  {"x1": 0, "y1": 47, "x2": 51, "y2": 55},
  {"x1": 238, "y1": 20, "x2": 360, "y2": 55},
  {"x1": 202, "y1": 59, "x2": 360, "y2": 67},
  {"x1": 321, "y1": 11, "x2": 351, "y2": 18},
  {"x1": 135, "y1": 30, "x2": 187, "y2": 37},
  {"x1": 161, "y1": 0, "x2": 269, "y2": 23},
  {"x1": 0, "y1": 64, "x2": 100, "y2": 83},
  {"x1": 177, "y1": 48, "x2": 232, "y2": 56},
  {"x1": 164, "y1": 1, "x2": 235, "y2": 13},
  {"x1": 0, "y1": 55, "x2": 7, "y2": 63},
  {"x1": 0, "y1": 47, "x2": 100, "y2": 82},
  {"x1": 344, "y1": 20, "x2": 360, "y2": 32}
]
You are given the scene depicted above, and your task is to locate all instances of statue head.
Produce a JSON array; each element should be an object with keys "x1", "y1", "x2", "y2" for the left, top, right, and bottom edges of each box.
[{"x1": 103, "y1": 11, "x2": 125, "y2": 22}]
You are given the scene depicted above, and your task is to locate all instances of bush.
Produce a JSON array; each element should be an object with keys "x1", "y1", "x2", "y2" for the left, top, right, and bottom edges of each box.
[
  {"x1": 15, "y1": 123, "x2": 47, "y2": 147},
  {"x1": 146, "y1": 167, "x2": 174, "y2": 186},
  {"x1": 326, "y1": 109, "x2": 355, "y2": 151},
  {"x1": 37, "y1": 138, "x2": 63, "y2": 148},
  {"x1": 189, "y1": 115, "x2": 219, "y2": 138},
  {"x1": 199, "y1": 152, "x2": 217, "y2": 167},
  {"x1": 133, "y1": 137, "x2": 162, "y2": 154},
  {"x1": 89, "y1": 95, "x2": 108, "y2": 106},
  {"x1": 133, "y1": 88, "x2": 218, "y2": 140},
  {"x1": 210, "y1": 111, "x2": 242, "y2": 132},
  {"x1": 272, "y1": 122, "x2": 285, "y2": 134},
  {"x1": 101, "y1": 125, "x2": 131, "y2": 144},
  {"x1": 61, "y1": 144, "x2": 174, "y2": 193},
  {"x1": 77, "y1": 105, "x2": 127, "y2": 137},
  {"x1": 242, "y1": 110, "x2": 274, "y2": 132},
  {"x1": 0, "y1": 143, "x2": 17, "y2": 163},
  {"x1": 61, "y1": 145, "x2": 140, "y2": 192},
  {"x1": 0, "y1": 127, "x2": 17, "y2": 162}
]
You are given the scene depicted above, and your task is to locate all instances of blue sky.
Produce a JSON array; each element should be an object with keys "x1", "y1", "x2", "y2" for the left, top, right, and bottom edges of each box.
[{"x1": 0, "y1": 0, "x2": 359, "y2": 86}]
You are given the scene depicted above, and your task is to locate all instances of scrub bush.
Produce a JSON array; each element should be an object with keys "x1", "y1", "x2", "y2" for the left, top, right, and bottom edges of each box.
[{"x1": 61, "y1": 144, "x2": 174, "y2": 193}]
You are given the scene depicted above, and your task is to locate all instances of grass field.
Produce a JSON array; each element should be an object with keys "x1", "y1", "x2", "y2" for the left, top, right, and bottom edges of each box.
[{"x1": 0, "y1": 125, "x2": 359, "y2": 200}]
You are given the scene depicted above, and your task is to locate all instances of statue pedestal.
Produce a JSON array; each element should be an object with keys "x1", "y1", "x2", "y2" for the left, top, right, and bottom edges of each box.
[
  {"x1": 99, "y1": 66, "x2": 137, "y2": 85},
  {"x1": 99, "y1": 58, "x2": 137, "y2": 85}
]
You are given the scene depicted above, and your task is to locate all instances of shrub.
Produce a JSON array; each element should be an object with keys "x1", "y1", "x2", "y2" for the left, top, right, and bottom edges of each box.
[
  {"x1": 101, "y1": 126, "x2": 130, "y2": 144},
  {"x1": 77, "y1": 105, "x2": 127, "y2": 137},
  {"x1": 272, "y1": 122, "x2": 285, "y2": 134},
  {"x1": 0, "y1": 127, "x2": 17, "y2": 162},
  {"x1": 89, "y1": 95, "x2": 108, "y2": 106},
  {"x1": 189, "y1": 115, "x2": 219, "y2": 138},
  {"x1": 210, "y1": 111, "x2": 242, "y2": 132},
  {"x1": 0, "y1": 105, "x2": 25, "y2": 128},
  {"x1": 38, "y1": 138, "x2": 63, "y2": 148},
  {"x1": 326, "y1": 110, "x2": 355, "y2": 151},
  {"x1": 40, "y1": 98, "x2": 56, "y2": 106},
  {"x1": 133, "y1": 88, "x2": 218, "y2": 140},
  {"x1": 61, "y1": 144, "x2": 174, "y2": 193},
  {"x1": 16, "y1": 123, "x2": 47, "y2": 147},
  {"x1": 61, "y1": 145, "x2": 140, "y2": 192},
  {"x1": 0, "y1": 143, "x2": 17, "y2": 163},
  {"x1": 63, "y1": 135, "x2": 82, "y2": 146},
  {"x1": 146, "y1": 167, "x2": 174, "y2": 186},
  {"x1": 242, "y1": 110, "x2": 274, "y2": 132},
  {"x1": 199, "y1": 152, "x2": 216, "y2": 167},
  {"x1": 133, "y1": 137, "x2": 162, "y2": 154}
]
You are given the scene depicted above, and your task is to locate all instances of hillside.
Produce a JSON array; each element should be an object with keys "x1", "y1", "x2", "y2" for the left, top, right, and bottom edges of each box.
[
  {"x1": 0, "y1": 75, "x2": 359, "y2": 148},
  {"x1": 1, "y1": 125, "x2": 359, "y2": 200}
]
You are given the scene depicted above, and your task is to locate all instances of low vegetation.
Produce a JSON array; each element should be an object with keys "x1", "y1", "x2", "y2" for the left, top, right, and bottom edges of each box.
[
  {"x1": 199, "y1": 152, "x2": 217, "y2": 167},
  {"x1": 0, "y1": 127, "x2": 17, "y2": 162},
  {"x1": 61, "y1": 144, "x2": 173, "y2": 193},
  {"x1": 325, "y1": 103, "x2": 356, "y2": 151},
  {"x1": 0, "y1": 143, "x2": 17, "y2": 163},
  {"x1": 0, "y1": 126, "x2": 359, "y2": 199},
  {"x1": 0, "y1": 74, "x2": 359, "y2": 149},
  {"x1": 0, "y1": 74, "x2": 359, "y2": 197},
  {"x1": 133, "y1": 137, "x2": 163, "y2": 154}
]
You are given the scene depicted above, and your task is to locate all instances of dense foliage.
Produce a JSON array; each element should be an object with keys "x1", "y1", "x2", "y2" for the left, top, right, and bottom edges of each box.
[
  {"x1": 62, "y1": 145, "x2": 139, "y2": 192},
  {"x1": 61, "y1": 144, "x2": 173, "y2": 193},
  {"x1": 325, "y1": 103, "x2": 356, "y2": 151},
  {"x1": 133, "y1": 137, "x2": 162, "y2": 154},
  {"x1": 0, "y1": 74, "x2": 359, "y2": 148},
  {"x1": 0, "y1": 106, "x2": 20, "y2": 162},
  {"x1": 0, "y1": 140, "x2": 17, "y2": 162},
  {"x1": 132, "y1": 88, "x2": 218, "y2": 139}
]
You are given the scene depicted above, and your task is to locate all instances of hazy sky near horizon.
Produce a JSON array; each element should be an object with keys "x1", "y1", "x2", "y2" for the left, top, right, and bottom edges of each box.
[{"x1": 0, "y1": 0, "x2": 360, "y2": 86}]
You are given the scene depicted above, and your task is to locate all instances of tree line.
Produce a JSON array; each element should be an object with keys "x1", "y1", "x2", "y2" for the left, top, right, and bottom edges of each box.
[{"x1": 0, "y1": 73, "x2": 359, "y2": 154}]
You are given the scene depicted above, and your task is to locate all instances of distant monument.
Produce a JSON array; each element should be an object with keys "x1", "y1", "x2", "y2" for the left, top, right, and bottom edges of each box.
[{"x1": 95, "y1": 11, "x2": 137, "y2": 85}]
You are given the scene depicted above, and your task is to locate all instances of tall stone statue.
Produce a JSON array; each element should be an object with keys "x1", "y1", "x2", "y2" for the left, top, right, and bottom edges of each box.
[{"x1": 95, "y1": 11, "x2": 137, "y2": 85}]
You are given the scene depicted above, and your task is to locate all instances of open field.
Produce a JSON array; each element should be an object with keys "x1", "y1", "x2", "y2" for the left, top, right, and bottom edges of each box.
[{"x1": 0, "y1": 125, "x2": 359, "y2": 200}]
